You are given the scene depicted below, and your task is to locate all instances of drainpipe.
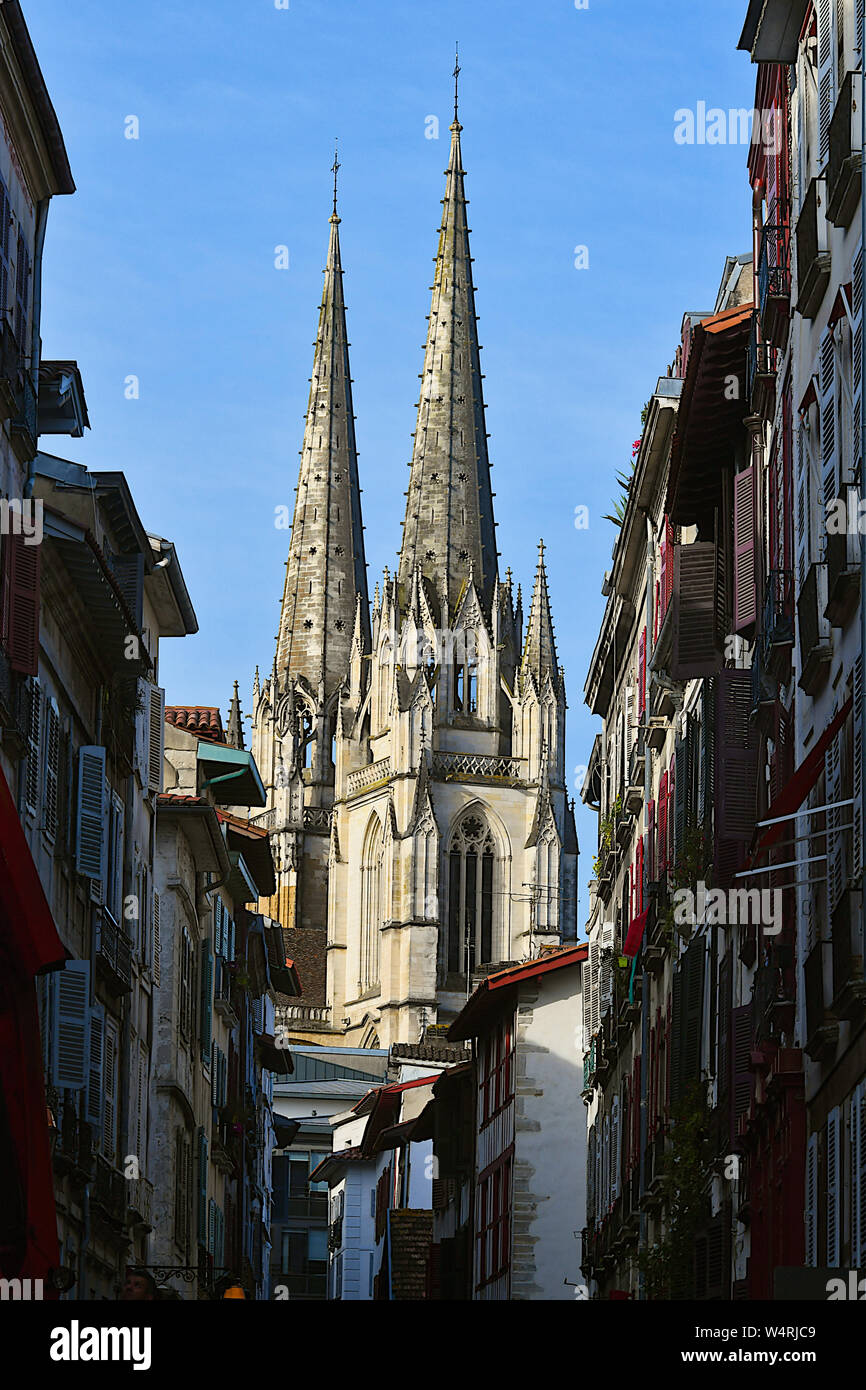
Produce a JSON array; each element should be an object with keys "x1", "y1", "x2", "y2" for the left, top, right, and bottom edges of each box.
[{"x1": 24, "y1": 198, "x2": 50, "y2": 501}]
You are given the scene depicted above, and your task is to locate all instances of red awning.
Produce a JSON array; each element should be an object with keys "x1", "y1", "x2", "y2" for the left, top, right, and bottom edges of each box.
[
  {"x1": 798, "y1": 376, "x2": 818, "y2": 414},
  {"x1": 623, "y1": 908, "x2": 649, "y2": 958},
  {"x1": 0, "y1": 761, "x2": 67, "y2": 977},
  {"x1": 828, "y1": 282, "x2": 853, "y2": 328},
  {"x1": 751, "y1": 696, "x2": 853, "y2": 858}
]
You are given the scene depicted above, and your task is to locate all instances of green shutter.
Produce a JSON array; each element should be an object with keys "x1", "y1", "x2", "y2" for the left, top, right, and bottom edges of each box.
[
  {"x1": 197, "y1": 1127, "x2": 208, "y2": 1245},
  {"x1": 200, "y1": 943, "x2": 213, "y2": 1059}
]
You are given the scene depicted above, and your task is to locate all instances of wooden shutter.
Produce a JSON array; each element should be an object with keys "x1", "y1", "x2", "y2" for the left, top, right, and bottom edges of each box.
[
  {"x1": 659, "y1": 516, "x2": 674, "y2": 626},
  {"x1": 673, "y1": 734, "x2": 688, "y2": 863},
  {"x1": 672, "y1": 542, "x2": 723, "y2": 679},
  {"x1": 714, "y1": 671, "x2": 758, "y2": 886},
  {"x1": 76, "y1": 745, "x2": 107, "y2": 883},
  {"x1": 24, "y1": 678, "x2": 41, "y2": 814},
  {"x1": 853, "y1": 1081, "x2": 866, "y2": 1268},
  {"x1": 110, "y1": 551, "x2": 144, "y2": 629},
  {"x1": 147, "y1": 684, "x2": 165, "y2": 793},
  {"x1": 632, "y1": 1054, "x2": 641, "y2": 1169},
  {"x1": 733, "y1": 465, "x2": 757, "y2": 632},
  {"x1": 152, "y1": 891, "x2": 161, "y2": 986},
  {"x1": 827, "y1": 1106, "x2": 841, "y2": 1266},
  {"x1": 670, "y1": 965, "x2": 683, "y2": 1107},
  {"x1": 717, "y1": 951, "x2": 732, "y2": 1107},
  {"x1": 43, "y1": 700, "x2": 60, "y2": 841},
  {"x1": 200, "y1": 943, "x2": 213, "y2": 1059},
  {"x1": 51, "y1": 959, "x2": 90, "y2": 1091},
  {"x1": 730, "y1": 1005, "x2": 754, "y2": 1146},
  {"x1": 854, "y1": 657, "x2": 863, "y2": 880},
  {"x1": 135, "y1": 1041, "x2": 148, "y2": 1172},
  {"x1": 647, "y1": 799, "x2": 656, "y2": 881},
  {"x1": 208, "y1": 1198, "x2": 216, "y2": 1256},
  {"x1": 805, "y1": 1132, "x2": 818, "y2": 1265},
  {"x1": 658, "y1": 771, "x2": 669, "y2": 875},
  {"x1": 197, "y1": 1128, "x2": 209, "y2": 1245},
  {"x1": 611, "y1": 1095, "x2": 621, "y2": 1203},
  {"x1": 85, "y1": 1001, "x2": 104, "y2": 1130},
  {"x1": 102, "y1": 1016, "x2": 118, "y2": 1160},
  {"x1": 637, "y1": 627, "x2": 647, "y2": 717},
  {"x1": 818, "y1": 0, "x2": 836, "y2": 163},
  {"x1": 825, "y1": 718, "x2": 844, "y2": 913},
  {"x1": 14, "y1": 229, "x2": 29, "y2": 347},
  {"x1": 820, "y1": 330, "x2": 837, "y2": 512},
  {"x1": 5, "y1": 531, "x2": 41, "y2": 675},
  {"x1": 683, "y1": 936, "x2": 705, "y2": 1099}
]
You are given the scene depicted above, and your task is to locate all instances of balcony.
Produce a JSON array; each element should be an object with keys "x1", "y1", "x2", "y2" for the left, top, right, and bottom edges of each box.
[
  {"x1": 127, "y1": 1176, "x2": 154, "y2": 1232},
  {"x1": 747, "y1": 312, "x2": 777, "y2": 419},
  {"x1": 0, "y1": 645, "x2": 28, "y2": 756},
  {"x1": 95, "y1": 911, "x2": 133, "y2": 996},
  {"x1": 760, "y1": 568, "x2": 794, "y2": 683},
  {"x1": 827, "y1": 71, "x2": 862, "y2": 229},
  {"x1": 825, "y1": 528, "x2": 860, "y2": 628},
  {"x1": 327, "y1": 1216, "x2": 343, "y2": 1252},
  {"x1": 803, "y1": 941, "x2": 839, "y2": 1063},
  {"x1": 214, "y1": 957, "x2": 238, "y2": 1025},
  {"x1": 797, "y1": 564, "x2": 832, "y2": 695},
  {"x1": 752, "y1": 962, "x2": 794, "y2": 1043},
  {"x1": 831, "y1": 889, "x2": 866, "y2": 1022},
  {"x1": 430, "y1": 750, "x2": 524, "y2": 786},
  {"x1": 285, "y1": 1192, "x2": 328, "y2": 1220},
  {"x1": 92, "y1": 1154, "x2": 128, "y2": 1227},
  {"x1": 0, "y1": 318, "x2": 36, "y2": 456},
  {"x1": 758, "y1": 199, "x2": 791, "y2": 347},
  {"x1": 796, "y1": 179, "x2": 831, "y2": 320},
  {"x1": 625, "y1": 733, "x2": 645, "y2": 814}
]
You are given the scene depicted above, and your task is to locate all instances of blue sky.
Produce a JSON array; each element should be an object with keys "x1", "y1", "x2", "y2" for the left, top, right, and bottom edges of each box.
[{"x1": 29, "y1": 0, "x2": 756, "y2": 928}]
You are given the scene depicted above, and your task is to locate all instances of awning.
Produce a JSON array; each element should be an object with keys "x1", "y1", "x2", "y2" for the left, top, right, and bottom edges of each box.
[
  {"x1": 0, "y1": 759, "x2": 67, "y2": 978},
  {"x1": 828, "y1": 283, "x2": 853, "y2": 329},
  {"x1": 623, "y1": 908, "x2": 649, "y2": 958},
  {"x1": 751, "y1": 696, "x2": 853, "y2": 858},
  {"x1": 798, "y1": 376, "x2": 818, "y2": 414},
  {"x1": 256, "y1": 1032, "x2": 293, "y2": 1076}
]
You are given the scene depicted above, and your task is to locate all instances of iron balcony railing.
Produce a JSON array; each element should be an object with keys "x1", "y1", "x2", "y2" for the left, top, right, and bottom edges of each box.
[
  {"x1": 758, "y1": 198, "x2": 791, "y2": 311},
  {"x1": 760, "y1": 568, "x2": 795, "y2": 671},
  {"x1": 95, "y1": 911, "x2": 133, "y2": 995},
  {"x1": 747, "y1": 311, "x2": 778, "y2": 405}
]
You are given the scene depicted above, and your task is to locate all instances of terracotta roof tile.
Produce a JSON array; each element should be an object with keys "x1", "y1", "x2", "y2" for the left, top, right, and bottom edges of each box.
[{"x1": 165, "y1": 705, "x2": 225, "y2": 743}]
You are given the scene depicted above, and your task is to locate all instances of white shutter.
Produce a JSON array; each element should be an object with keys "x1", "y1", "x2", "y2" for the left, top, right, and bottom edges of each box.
[
  {"x1": 818, "y1": 0, "x2": 836, "y2": 164},
  {"x1": 600, "y1": 921, "x2": 616, "y2": 1014},
  {"x1": 76, "y1": 745, "x2": 107, "y2": 884},
  {"x1": 109, "y1": 790, "x2": 125, "y2": 920},
  {"x1": 853, "y1": 245, "x2": 863, "y2": 474},
  {"x1": 588, "y1": 937, "x2": 600, "y2": 1038},
  {"x1": 853, "y1": 1081, "x2": 866, "y2": 1267},
  {"x1": 827, "y1": 1106, "x2": 841, "y2": 1266},
  {"x1": 805, "y1": 1132, "x2": 818, "y2": 1265},
  {"x1": 820, "y1": 330, "x2": 837, "y2": 530},
  {"x1": 796, "y1": 425, "x2": 810, "y2": 592},
  {"x1": 43, "y1": 699, "x2": 60, "y2": 841},
  {"x1": 611, "y1": 1095, "x2": 621, "y2": 1203},
  {"x1": 147, "y1": 684, "x2": 165, "y2": 793},
  {"x1": 51, "y1": 960, "x2": 90, "y2": 1091}
]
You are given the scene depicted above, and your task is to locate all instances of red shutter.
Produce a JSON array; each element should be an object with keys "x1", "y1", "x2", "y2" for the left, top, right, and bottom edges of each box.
[
  {"x1": 733, "y1": 465, "x2": 757, "y2": 632},
  {"x1": 636, "y1": 836, "x2": 644, "y2": 914},
  {"x1": 5, "y1": 531, "x2": 40, "y2": 674},
  {"x1": 672, "y1": 542, "x2": 724, "y2": 678},
  {"x1": 657, "y1": 773, "x2": 668, "y2": 874},
  {"x1": 659, "y1": 517, "x2": 674, "y2": 625},
  {"x1": 647, "y1": 800, "x2": 656, "y2": 881},
  {"x1": 714, "y1": 670, "x2": 759, "y2": 885}
]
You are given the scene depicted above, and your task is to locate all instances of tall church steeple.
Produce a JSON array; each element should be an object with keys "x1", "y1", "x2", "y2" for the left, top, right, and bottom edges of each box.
[
  {"x1": 397, "y1": 61, "x2": 497, "y2": 617},
  {"x1": 275, "y1": 156, "x2": 369, "y2": 698},
  {"x1": 521, "y1": 540, "x2": 559, "y2": 685}
]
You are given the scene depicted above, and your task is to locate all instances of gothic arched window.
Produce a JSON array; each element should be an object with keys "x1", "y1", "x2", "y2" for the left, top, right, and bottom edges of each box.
[
  {"x1": 360, "y1": 817, "x2": 383, "y2": 991},
  {"x1": 447, "y1": 812, "x2": 495, "y2": 976},
  {"x1": 300, "y1": 710, "x2": 315, "y2": 770}
]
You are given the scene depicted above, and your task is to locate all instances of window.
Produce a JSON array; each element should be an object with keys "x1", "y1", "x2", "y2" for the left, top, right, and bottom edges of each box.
[
  {"x1": 480, "y1": 1016, "x2": 515, "y2": 1126},
  {"x1": 174, "y1": 1128, "x2": 192, "y2": 1257},
  {"x1": 360, "y1": 815, "x2": 383, "y2": 991},
  {"x1": 102, "y1": 1016, "x2": 119, "y2": 1161},
  {"x1": 42, "y1": 699, "x2": 60, "y2": 842},
  {"x1": 179, "y1": 928, "x2": 193, "y2": 1041},
  {"x1": 447, "y1": 811, "x2": 496, "y2": 975},
  {"x1": 476, "y1": 1153, "x2": 512, "y2": 1288}
]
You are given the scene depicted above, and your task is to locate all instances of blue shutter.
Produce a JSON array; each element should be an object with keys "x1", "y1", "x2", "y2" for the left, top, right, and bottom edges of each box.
[
  {"x1": 208, "y1": 1197, "x2": 216, "y2": 1256},
  {"x1": 200, "y1": 944, "x2": 213, "y2": 1059},
  {"x1": 51, "y1": 960, "x2": 90, "y2": 1090},
  {"x1": 76, "y1": 746, "x2": 106, "y2": 882},
  {"x1": 86, "y1": 1002, "x2": 105, "y2": 1128},
  {"x1": 227, "y1": 917, "x2": 235, "y2": 964}
]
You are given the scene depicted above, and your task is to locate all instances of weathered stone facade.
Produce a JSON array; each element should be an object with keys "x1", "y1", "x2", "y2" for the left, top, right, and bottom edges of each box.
[{"x1": 253, "y1": 110, "x2": 578, "y2": 1048}]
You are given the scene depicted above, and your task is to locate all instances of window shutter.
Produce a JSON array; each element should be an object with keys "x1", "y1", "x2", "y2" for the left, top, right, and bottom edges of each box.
[
  {"x1": 227, "y1": 916, "x2": 235, "y2": 964},
  {"x1": 638, "y1": 626, "x2": 647, "y2": 717},
  {"x1": 51, "y1": 960, "x2": 90, "y2": 1091},
  {"x1": 85, "y1": 1002, "x2": 105, "y2": 1130},
  {"x1": 6, "y1": 530, "x2": 41, "y2": 676},
  {"x1": 817, "y1": 0, "x2": 836, "y2": 164},
  {"x1": 673, "y1": 734, "x2": 688, "y2": 864},
  {"x1": 658, "y1": 770, "x2": 669, "y2": 875},
  {"x1": 587, "y1": 1126, "x2": 596, "y2": 1226},
  {"x1": 730, "y1": 1005, "x2": 754, "y2": 1147},
  {"x1": 14, "y1": 230, "x2": 29, "y2": 347},
  {"x1": 683, "y1": 936, "x2": 705, "y2": 1099},
  {"x1": 820, "y1": 330, "x2": 837, "y2": 513},
  {"x1": 647, "y1": 799, "x2": 656, "y2": 881},
  {"x1": 733, "y1": 465, "x2": 757, "y2": 632},
  {"x1": 76, "y1": 745, "x2": 107, "y2": 883},
  {"x1": 197, "y1": 1127, "x2": 209, "y2": 1244},
  {"x1": 208, "y1": 1197, "x2": 216, "y2": 1256},
  {"x1": 827, "y1": 1106, "x2": 841, "y2": 1266},
  {"x1": 43, "y1": 700, "x2": 60, "y2": 841},
  {"x1": 717, "y1": 951, "x2": 732, "y2": 1105},
  {"x1": 102, "y1": 1017, "x2": 118, "y2": 1160},
  {"x1": 714, "y1": 671, "x2": 758, "y2": 886},
  {"x1": 135, "y1": 1041, "x2": 148, "y2": 1171},
  {"x1": 200, "y1": 943, "x2": 213, "y2": 1059},
  {"x1": 109, "y1": 791, "x2": 125, "y2": 919},
  {"x1": 611, "y1": 1095, "x2": 621, "y2": 1203},
  {"x1": 147, "y1": 684, "x2": 165, "y2": 793},
  {"x1": 658, "y1": 516, "x2": 674, "y2": 626},
  {"x1": 854, "y1": 657, "x2": 863, "y2": 880},
  {"x1": 152, "y1": 891, "x2": 161, "y2": 985},
  {"x1": 24, "y1": 678, "x2": 41, "y2": 814},
  {"x1": 825, "y1": 719, "x2": 844, "y2": 913},
  {"x1": 805, "y1": 1132, "x2": 818, "y2": 1265},
  {"x1": 672, "y1": 542, "x2": 723, "y2": 679},
  {"x1": 110, "y1": 552, "x2": 144, "y2": 630}
]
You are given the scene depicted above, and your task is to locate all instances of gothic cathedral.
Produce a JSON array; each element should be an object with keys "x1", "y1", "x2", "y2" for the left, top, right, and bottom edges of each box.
[{"x1": 250, "y1": 101, "x2": 578, "y2": 1048}]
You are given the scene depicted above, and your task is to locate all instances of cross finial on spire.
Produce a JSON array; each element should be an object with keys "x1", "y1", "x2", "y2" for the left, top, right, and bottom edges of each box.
[
  {"x1": 453, "y1": 42, "x2": 461, "y2": 126},
  {"x1": 330, "y1": 139, "x2": 341, "y2": 221}
]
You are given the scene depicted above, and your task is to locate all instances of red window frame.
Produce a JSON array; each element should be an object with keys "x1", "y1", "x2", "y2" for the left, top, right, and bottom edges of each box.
[{"x1": 476, "y1": 1151, "x2": 512, "y2": 1289}]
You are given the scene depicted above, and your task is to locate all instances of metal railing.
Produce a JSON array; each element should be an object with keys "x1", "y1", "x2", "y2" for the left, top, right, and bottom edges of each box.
[
  {"x1": 758, "y1": 198, "x2": 791, "y2": 312},
  {"x1": 95, "y1": 911, "x2": 133, "y2": 994}
]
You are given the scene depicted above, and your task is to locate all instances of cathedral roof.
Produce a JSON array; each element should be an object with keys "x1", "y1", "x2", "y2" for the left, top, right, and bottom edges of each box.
[
  {"x1": 397, "y1": 89, "x2": 497, "y2": 618},
  {"x1": 274, "y1": 162, "x2": 370, "y2": 698}
]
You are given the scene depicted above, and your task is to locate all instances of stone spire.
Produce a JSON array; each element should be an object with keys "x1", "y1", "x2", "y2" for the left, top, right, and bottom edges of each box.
[
  {"x1": 521, "y1": 540, "x2": 558, "y2": 684},
  {"x1": 227, "y1": 681, "x2": 245, "y2": 750},
  {"x1": 275, "y1": 173, "x2": 370, "y2": 698},
  {"x1": 397, "y1": 75, "x2": 497, "y2": 618}
]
